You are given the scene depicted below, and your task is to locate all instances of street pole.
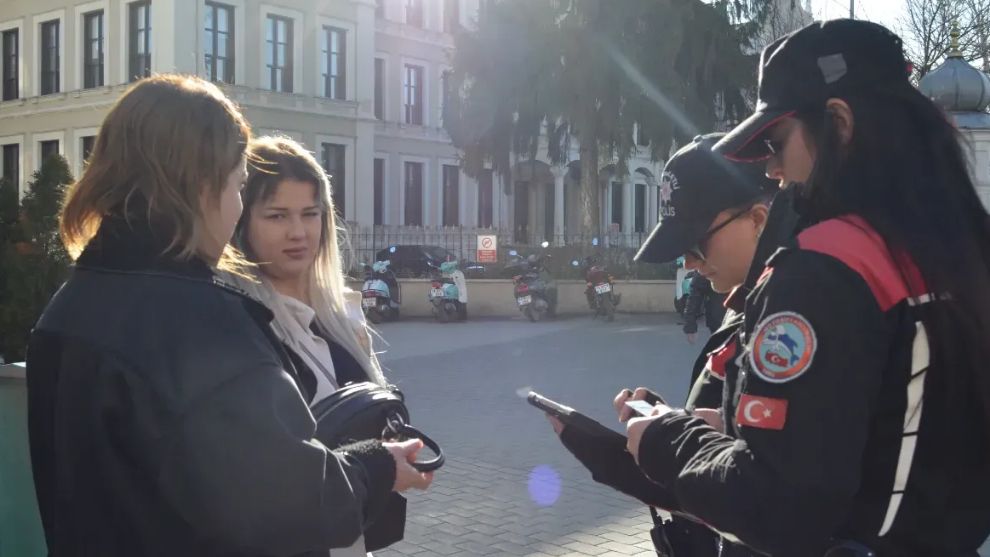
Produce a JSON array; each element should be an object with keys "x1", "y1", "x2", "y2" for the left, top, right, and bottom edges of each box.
[{"x1": 850, "y1": 0, "x2": 855, "y2": 18}]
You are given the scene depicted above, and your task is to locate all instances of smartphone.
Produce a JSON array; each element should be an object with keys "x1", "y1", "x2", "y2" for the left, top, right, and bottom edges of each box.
[
  {"x1": 527, "y1": 392, "x2": 575, "y2": 420},
  {"x1": 639, "y1": 389, "x2": 667, "y2": 406},
  {"x1": 526, "y1": 391, "x2": 627, "y2": 443},
  {"x1": 624, "y1": 399, "x2": 657, "y2": 417}
]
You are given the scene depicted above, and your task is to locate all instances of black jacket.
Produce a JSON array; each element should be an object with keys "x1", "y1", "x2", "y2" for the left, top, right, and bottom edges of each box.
[
  {"x1": 637, "y1": 215, "x2": 990, "y2": 556},
  {"x1": 683, "y1": 276, "x2": 727, "y2": 335},
  {"x1": 561, "y1": 188, "x2": 802, "y2": 557},
  {"x1": 26, "y1": 216, "x2": 397, "y2": 557}
]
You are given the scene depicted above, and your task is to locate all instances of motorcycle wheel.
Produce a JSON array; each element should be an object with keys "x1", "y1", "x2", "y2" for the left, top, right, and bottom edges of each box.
[
  {"x1": 602, "y1": 296, "x2": 616, "y2": 322},
  {"x1": 366, "y1": 307, "x2": 383, "y2": 324},
  {"x1": 525, "y1": 306, "x2": 537, "y2": 322},
  {"x1": 442, "y1": 302, "x2": 458, "y2": 323}
]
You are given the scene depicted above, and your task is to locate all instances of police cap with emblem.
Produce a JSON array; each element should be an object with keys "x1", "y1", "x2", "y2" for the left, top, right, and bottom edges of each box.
[
  {"x1": 714, "y1": 19, "x2": 910, "y2": 161},
  {"x1": 634, "y1": 133, "x2": 775, "y2": 264}
]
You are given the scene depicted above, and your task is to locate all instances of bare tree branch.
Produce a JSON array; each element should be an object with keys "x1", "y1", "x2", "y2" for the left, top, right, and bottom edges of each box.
[{"x1": 899, "y1": 0, "x2": 990, "y2": 79}]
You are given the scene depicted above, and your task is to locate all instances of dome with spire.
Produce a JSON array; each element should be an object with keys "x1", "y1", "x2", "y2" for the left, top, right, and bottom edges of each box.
[{"x1": 919, "y1": 24, "x2": 990, "y2": 128}]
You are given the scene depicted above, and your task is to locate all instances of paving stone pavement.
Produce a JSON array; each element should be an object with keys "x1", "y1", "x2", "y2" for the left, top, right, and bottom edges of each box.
[
  {"x1": 372, "y1": 313, "x2": 697, "y2": 556},
  {"x1": 368, "y1": 312, "x2": 990, "y2": 557}
]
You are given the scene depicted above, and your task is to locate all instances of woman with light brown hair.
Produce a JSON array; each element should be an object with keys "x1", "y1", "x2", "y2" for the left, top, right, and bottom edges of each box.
[
  {"x1": 26, "y1": 74, "x2": 430, "y2": 557},
  {"x1": 228, "y1": 136, "x2": 385, "y2": 405}
]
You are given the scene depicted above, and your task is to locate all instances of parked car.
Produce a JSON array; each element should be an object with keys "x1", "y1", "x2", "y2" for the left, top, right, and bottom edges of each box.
[{"x1": 375, "y1": 245, "x2": 487, "y2": 278}]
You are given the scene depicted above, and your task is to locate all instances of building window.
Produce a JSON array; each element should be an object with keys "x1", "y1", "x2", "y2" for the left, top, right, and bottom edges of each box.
[
  {"x1": 81, "y1": 136, "x2": 96, "y2": 166},
  {"x1": 403, "y1": 64, "x2": 423, "y2": 125},
  {"x1": 129, "y1": 2, "x2": 151, "y2": 81},
  {"x1": 611, "y1": 182, "x2": 622, "y2": 228},
  {"x1": 204, "y1": 2, "x2": 234, "y2": 84},
  {"x1": 373, "y1": 157, "x2": 384, "y2": 225},
  {"x1": 442, "y1": 164, "x2": 459, "y2": 226},
  {"x1": 2, "y1": 29, "x2": 17, "y2": 101},
  {"x1": 265, "y1": 15, "x2": 292, "y2": 92},
  {"x1": 322, "y1": 143, "x2": 346, "y2": 218},
  {"x1": 2, "y1": 144, "x2": 19, "y2": 185},
  {"x1": 406, "y1": 0, "x2": 423, "y2": 27},
  {"x1": 477, "y1": 169, "x2": 493, "y2": 228},
  {"x1": 635, "y1": 184, "x2": 646, "y2": 233},
  {"x1": 374, "y1": 58, "x2": 384, "y2": 119},
  {"x1": 83, "y1": 11, "x2": 104, "y2": 89},
  {"x1": 40, "y1": 20, "x2": 60, "y2": 95},
  {"x1": 39, "y1": 140, "x2": 59, "y2": 164},
  {"x1": 440, "y1": 70, "x2": 451, "y2": 125},
  {"x1": 375, "y1": 0, "x2": 384, "y2": 18},
  {"x1": 404, "y1": 161, "x2": 423, "y2": 226},
  {"x1": 443, "y1": 0, "x2": 459, "y2": 33},
  {"x1": 321, "y1": 26, "x2": 345, "y2": 100}
]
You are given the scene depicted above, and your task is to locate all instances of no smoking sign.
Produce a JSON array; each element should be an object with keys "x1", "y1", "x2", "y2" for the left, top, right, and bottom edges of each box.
[{"x1": 477, "y1": 234, "x2": 497, "y2": 263}]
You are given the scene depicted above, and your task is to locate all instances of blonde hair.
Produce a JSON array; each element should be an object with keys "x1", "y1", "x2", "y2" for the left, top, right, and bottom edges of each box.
[
  {"x1": 229, "y1": 135, "x2": 385, "y2": 385},
  {"x1": 60, "y1": 74, "x2": 251, "y2": 269}
]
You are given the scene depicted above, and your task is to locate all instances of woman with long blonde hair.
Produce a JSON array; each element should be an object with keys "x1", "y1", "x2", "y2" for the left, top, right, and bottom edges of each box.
[
  {"x1": 228, "y1": 135, "x2": 384, "y2": 403},
  {"x1": 27, "y1": 75, "x2": 430, "y2": 557},
  {"x1": 227, "y1": 136, "x2": 411, "y2": 556}
]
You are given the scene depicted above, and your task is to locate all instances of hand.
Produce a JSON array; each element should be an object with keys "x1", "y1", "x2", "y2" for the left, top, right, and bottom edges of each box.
[
  {"x1": 613, "y1": 387, "x2": 662, "y2": 423},
  {"x1": 384, "y1": 439, "x2": 434, "y2": 493},
  {"x1": 546, "y1": 414, "x2": 566, "y2": 436},
  {"x1": 625, "y1": 404, "x2": 674, "y2": 463},
  {"x1": 692, "y1": 408, "x2": 724, "y2": 432},
  {"x1": 686, "y1": 332, "x2": 698, "y2": 344}
]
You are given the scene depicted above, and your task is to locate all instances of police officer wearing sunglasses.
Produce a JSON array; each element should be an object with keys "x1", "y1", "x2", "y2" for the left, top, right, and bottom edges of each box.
[
  {"x1": 625, "y1": 20, "x2": 990, "y2": 556},
  {"x1": 551, "y1": 133, "x2": 795, "y2": 557}
]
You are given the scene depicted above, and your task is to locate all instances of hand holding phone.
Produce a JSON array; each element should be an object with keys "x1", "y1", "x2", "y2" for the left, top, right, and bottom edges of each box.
[
  {"x1": 624, "y1": 399, "x2": 657, "y2": 417},
  {"x1": 527, "y1": 391, "x2": 627, "y2": 443},
  {"x1": 639, "y1": 389, "x2": 667, "y2": 406},
  {"x1": 615, "y1": 387, "x2": 668, "y2": 422}
]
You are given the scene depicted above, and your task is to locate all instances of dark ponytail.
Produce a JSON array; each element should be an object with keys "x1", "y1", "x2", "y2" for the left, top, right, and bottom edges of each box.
[{"x1": 798, "y1": 83, "x2": 990, "y2": 440}]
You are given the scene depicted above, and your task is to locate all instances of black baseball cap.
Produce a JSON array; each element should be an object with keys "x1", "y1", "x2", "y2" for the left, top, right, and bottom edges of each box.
[
  {"x1": 634, "y1": 133, "x2": 775, "y2": 264},
  {"x1": 715, "y1": 19, "x2": 911, "y2": 161}
]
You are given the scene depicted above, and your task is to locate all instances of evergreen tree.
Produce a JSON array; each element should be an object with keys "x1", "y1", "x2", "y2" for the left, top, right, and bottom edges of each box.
[
  {"x1": 444, "y1": 0, "x2": 768, "y2": 238},
  {"x1": 0, "y1": 155, "x2": 73, "y2": 362}
]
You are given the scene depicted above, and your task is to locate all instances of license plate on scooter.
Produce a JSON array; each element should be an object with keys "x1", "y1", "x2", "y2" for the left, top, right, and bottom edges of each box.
[
  {"x1": 516, "y1": 295, "x2": 532, "y2": 306},
  {"x1": 362, "y1": 297, "x2": 377, "y2": 308},
  {"x1": 594, "y1": 283, "x2": 612, "y2": 294},
  {"x1": 430, "y1": 288, "x2": 444, "y2": 298}
]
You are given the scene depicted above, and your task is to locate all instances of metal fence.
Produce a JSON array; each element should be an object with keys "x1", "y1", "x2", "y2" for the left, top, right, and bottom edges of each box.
[
  {"x1": 342, "y1": 224, "x2": 513, "y2": 268},
  {"x1": 340, "y1": 224, "x2": 671, "y2": 279}
]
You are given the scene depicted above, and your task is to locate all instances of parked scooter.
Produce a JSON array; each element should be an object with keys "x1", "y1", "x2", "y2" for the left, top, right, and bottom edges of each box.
[
  {"x1": 428, "y1": 260, "x2": 468, "y2": 322},
  {"x1": 361, "y1": 260, "x2": 401, "y2": 324},
  {"x1": 576, "y1": 256, "x2": 621, "y2": 321},
  {"x1": 509, "y1": 241, "x2": 558, "y2": 322}
]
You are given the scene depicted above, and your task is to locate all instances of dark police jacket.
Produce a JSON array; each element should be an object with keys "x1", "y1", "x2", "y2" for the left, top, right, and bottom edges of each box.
[
  {"x1": 560, "y1": 188, "x2": 801, "y2": 557},
  {"x1": 637, "y1": 215, "x2": 990, "y2": 556},
  {"x1": 26, "y1": 216, "x2": 396, "y2": 557}
]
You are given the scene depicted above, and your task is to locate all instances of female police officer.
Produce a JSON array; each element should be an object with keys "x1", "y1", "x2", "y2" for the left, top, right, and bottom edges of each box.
[
  {"x1": 551, "y1": 133, "x2": 792, "y2": 556},
  {"x1": 625, "y1": 20, "x2": 990, "y2": 556}
]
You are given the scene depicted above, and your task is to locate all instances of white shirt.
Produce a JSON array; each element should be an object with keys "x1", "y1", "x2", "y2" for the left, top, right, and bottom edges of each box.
[{"x1": 273, "y1": 293, "x2": 371, "y2": 557}]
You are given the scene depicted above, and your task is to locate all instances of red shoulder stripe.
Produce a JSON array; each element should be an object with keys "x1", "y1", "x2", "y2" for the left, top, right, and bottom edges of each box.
[{"x1": 796, "y1": 216, "x2": 927, "y2": 312}]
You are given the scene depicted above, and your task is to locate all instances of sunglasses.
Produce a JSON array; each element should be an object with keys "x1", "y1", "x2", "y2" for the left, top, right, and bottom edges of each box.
[
  {"x1": 762, "y1": 115, "x2": 804, "y2": 157},
  {"x1": 764, "y1": 138, "x2": 785, "y2": 156},
  {"x1": 686, "y1": 206, "x2": 752, "y2": 262}
]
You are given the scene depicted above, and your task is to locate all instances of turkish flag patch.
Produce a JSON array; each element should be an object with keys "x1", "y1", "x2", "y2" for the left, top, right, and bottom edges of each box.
[
  {"x1": 705, "y1": 339, "x2": 737, "y2": 380},
  {"x1": 735, "y1": 393, "x2": 788, "y2": 430}
]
